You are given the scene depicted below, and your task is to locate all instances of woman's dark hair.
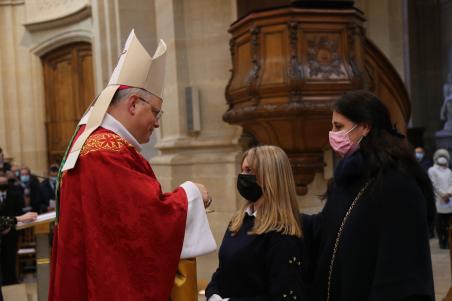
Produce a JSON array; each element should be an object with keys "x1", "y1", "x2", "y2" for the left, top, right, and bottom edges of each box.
[
  {"x1": 334, "y1": 90, "x2": 408, "y2": 177},
  {"x1": 329, "y1": 90, "x2": 435, "y2": 220}
]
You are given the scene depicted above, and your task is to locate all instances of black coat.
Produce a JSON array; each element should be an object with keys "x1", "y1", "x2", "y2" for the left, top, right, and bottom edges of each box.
[
  {"x1": 0, "y1": 162, "x2": 11, "y2": 173},
  {"x1": 206, "y1": 214, "x2": 305, "y2": 300},
  {"x1": 303, "y1": 151, "x2": 434, "y2": 301},
  {"x1": 419, "y1": 157, "x2": 433, "y2": 174},
  {"x1": 0, "y1": 189, "x2": 24, "y2": 218},
  {"x1": 23, "y1": 175, "x2": 43, "y2": 213},
  {"x1": 40, "y1": 178, "x2": 56, "y2": 212}
]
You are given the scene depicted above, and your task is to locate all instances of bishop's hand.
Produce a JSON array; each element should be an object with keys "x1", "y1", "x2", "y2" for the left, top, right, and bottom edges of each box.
[{"x1": 193, "y1": 183, "x2": 212, "y2": 208}]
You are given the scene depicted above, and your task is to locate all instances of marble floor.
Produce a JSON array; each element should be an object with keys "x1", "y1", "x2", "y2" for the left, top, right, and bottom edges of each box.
[
  {"x1": 198, "y1": 239, "x2": 452, "y2": 301},
  {"x1": 431, "y1": 239, "x2": 451, "y2": 300},
  {"x1": 1, "y1": 240, "x2": 450, "y2": 301}
]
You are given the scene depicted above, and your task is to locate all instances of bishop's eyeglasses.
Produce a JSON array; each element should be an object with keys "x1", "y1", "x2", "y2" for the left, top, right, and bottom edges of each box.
[{"x1": 138, "y1": 97, "x2": 164, "y2": 120}]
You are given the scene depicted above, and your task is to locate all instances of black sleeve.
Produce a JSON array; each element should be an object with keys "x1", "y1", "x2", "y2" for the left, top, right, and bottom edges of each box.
[
  {"x1": 0, "y1": 216, "x2": 16, "y2": 232},
  {"x1": 206, "y1": 228, "x2": 228, "y2": 300},
  {"x1": 30, "y1": 179, "x2": 44, "y2": 213},
  {"x1": 205, "y1": 239, "x2": 266, "y2": 301},
  {"x1": 229, "y1": 234, "x2": 304, "y2": 301},
  {"x1": 369, "y1": 172, "x2": 434, "y2": 301},
  {"x1": 39, "y1": 182, "x2": 50, "y2": 212},
  {"x1": 416, "y1": 168, "x2": 436, "y2": 228},
  {"x1": 13, "y1": 191, "x2": 25, "y2": 216},
  {"x1": 206, "y1": 269, "x2": 265, "y2": 301},
  {"x1": 229, "y1": 296, "x2": 266, "y2": 301},
  {"x1": 299, "y1": 213, "x2": 322, "y2": 288},
  {"x1": 207, "y1": 267, "x2": 267, "y2": 301},
  {"x1": 264, "y1": 234, "x2": 304, "y2": 301},
  {"x1": 205, "y1": 267, "x2": 221, "y2": 299}
]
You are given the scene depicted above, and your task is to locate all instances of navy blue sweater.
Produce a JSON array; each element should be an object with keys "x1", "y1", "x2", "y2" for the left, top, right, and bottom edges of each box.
[{"x1": 205, "y1": 214, "x2": 304, "y2": 300}]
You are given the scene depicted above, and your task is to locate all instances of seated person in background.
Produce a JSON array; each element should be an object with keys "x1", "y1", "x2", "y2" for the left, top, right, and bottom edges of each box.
[
  {"x1": 10, "y1": 164, "x2": 20, "y2": 180},
  {"x1": 414, "y1": 147, "x2": 436, "y2": 238},
  {"x1": 415, "y1": 147, "x2": 433, "y2": 173},
  {"x1": 206, "y1": 145, "x2": 304, "y2": 301},
  {"x1": 19, "y1": 167, "x2": 43, "y2": 213},
  {"x1": 40, "y1": 164, "x2": 59, "y2": 212}
]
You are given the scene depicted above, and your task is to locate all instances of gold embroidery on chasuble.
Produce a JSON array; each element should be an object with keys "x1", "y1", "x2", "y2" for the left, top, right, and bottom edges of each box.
[{"x1": 80, "y1": 133, "x2": 132, "y2": 157}]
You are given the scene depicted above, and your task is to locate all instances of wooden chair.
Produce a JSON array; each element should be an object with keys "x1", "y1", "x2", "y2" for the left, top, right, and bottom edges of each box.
[{"x1": 16, "y1": 227, "x2": 36, "y2": 281}]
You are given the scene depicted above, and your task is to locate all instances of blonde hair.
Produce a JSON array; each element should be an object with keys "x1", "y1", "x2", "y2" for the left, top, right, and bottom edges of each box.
[{"x1": 229, "y1": 145, "x2": 303, "y2": 238}]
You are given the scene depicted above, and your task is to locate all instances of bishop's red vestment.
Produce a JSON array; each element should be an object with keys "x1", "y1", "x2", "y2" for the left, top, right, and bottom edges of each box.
[{"x1": 48, "y1": 126, "x2": 188, "y2": 301}]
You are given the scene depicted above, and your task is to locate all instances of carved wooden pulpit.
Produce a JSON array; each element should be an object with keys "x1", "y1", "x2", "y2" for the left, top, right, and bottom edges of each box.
[{"x1": 224, "y1": 0, "x2": 410, "y2": 195}]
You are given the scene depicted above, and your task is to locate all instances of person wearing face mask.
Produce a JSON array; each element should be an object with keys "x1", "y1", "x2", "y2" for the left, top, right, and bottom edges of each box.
[
  {"x1": 415, "y1": 147, "x2": 433, "y2": 173},
  {"x1": 0, "y1": 175, "x2": 26, "y2": 286},
  {"x1": 302, "y1": 90, "x2": 434, "y2": 301},
  {"x1": 205, "y1": 145, "x2": 304, "y2": 301},
  {"x1": 39, "y1": 164, "x2": 59, "y2": 212},
  {"x1": 428, "y1": 149, "x2": 452, "y2": 249},
  {"x1": 19, "y1": 167, "x2": 43, "y2": 213},
  {"x1": 413, "y1": 147, "x2": 436, "y2": 238}
]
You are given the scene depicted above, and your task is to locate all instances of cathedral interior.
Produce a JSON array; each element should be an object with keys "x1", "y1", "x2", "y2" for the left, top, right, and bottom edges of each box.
[{"x1": 0, "y1": 0, "x2": 451, "y2": 300}]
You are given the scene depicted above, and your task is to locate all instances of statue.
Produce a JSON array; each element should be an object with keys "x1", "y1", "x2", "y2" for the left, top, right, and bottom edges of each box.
[{"x1": 440, "y1": 72, "x2": 452, "y2": 131}]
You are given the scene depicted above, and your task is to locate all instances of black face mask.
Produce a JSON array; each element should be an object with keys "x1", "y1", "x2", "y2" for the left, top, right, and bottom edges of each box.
[
  {"x1": 0, "y1": 184, "x2": 7, "y2": 191},
  {"x1": 237, "y1": 174, "x2": 263, "y2": 202}
]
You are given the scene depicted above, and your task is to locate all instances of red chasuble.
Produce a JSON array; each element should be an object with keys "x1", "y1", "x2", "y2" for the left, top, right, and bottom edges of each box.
[{"x1": 48, "y1": 127, "x2": 188, "y2": 301}]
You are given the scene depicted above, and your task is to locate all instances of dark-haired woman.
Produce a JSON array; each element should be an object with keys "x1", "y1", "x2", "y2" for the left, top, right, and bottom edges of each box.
[{"x1": 303, "y1": 90, "x2": 435, "y2": 301}]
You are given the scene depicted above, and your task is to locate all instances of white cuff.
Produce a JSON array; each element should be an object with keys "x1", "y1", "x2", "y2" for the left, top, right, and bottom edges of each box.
[
  {"x1": 179, "y1": 181, "x2": 217, "y2": 258},
  {"x1": 208, "y1": 294, "x2": 224, "y2": 301}
]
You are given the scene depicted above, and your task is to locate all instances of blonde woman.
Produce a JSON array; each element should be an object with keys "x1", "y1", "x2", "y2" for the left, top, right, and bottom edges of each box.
[{"x1": 205, "y1": 145, "x2": 304, "y2": 301}]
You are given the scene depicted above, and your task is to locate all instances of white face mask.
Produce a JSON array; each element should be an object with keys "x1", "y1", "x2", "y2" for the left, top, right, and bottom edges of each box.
[{"x1": 437, "y1": 156, "x2": 449, "y2": 167}]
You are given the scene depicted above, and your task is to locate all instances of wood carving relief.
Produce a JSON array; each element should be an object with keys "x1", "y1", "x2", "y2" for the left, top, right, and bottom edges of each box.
[
  {"x1": 306, "y1": 35, "x2": 347, "y2": 79},
  {"x1": 247, "y1": 27, "x2": 261, "y2": 85},
  {"x1": 288, "y1": 21, "x2": 304, "y2": 102}
]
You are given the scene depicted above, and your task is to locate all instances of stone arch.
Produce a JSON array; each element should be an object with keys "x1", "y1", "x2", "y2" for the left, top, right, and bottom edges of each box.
[{"x1": 30, "y1": 29, "x2": 92, "y2": 57}]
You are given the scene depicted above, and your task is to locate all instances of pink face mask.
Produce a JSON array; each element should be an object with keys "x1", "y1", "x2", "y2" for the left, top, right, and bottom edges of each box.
[{"x1": 329, "y1": 125, "x2": 361, "y2": 157}]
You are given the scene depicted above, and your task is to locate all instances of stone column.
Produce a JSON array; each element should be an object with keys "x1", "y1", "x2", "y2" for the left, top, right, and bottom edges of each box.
[
  {"x1": 0, "y1": 1, "x2": 47, "y2": 174},
  {"x1": 91, "y1": 0, "x2": 122, "y2": 91},
  {"x1": 406, "y1": 0, "x2": 443, "y2": 148},
  {"x1": 152, "y1": 0, "x2": 242, "y2": 282},
  {"x1": 440, "y1": 0, "x2": 452, "y2": 75},
  {"x1": 354, "y1": 0, "x2": 405, "y2": 79}
]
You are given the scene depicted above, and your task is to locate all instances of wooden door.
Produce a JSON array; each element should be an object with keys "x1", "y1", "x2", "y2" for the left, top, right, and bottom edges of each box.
[{"x1": 42, "y1": 42, "x2": 94, "y2": 165}]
